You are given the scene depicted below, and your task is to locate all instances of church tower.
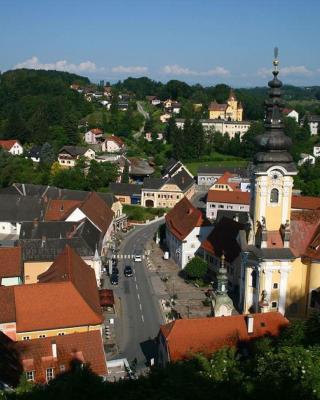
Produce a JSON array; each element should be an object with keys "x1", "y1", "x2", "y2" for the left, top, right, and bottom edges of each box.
[
  {"x1": 240, "y1": 50, "x2": 297, "y2": 315},
  {"x1": 250, "y1": 50, "x2": 297, "y2": 243},
  {"x1": 212, "y1": 254, "x2": 234, "y2": 317}
]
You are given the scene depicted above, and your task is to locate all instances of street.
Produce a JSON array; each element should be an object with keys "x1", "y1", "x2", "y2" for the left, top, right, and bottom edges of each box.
[{"x1": 110, "y1": 220, "x2": 164, "y2": 370}]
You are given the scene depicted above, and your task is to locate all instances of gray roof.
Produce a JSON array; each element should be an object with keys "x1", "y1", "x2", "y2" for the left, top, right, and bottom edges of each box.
[
  {"x1": 58, "y1": 146, "x2": 88, "y2": 157},
  {"x1": 143, "y1": 177, "x2": 166, "y2": 190},
  {"x1": 216, "y1": 210, "x2": 249, "y2": 225},
  {"x1": 169, "y1": 168, "x2": 194, "y2": 191},
  {"x1": 143, "y1": 168, "x2": 194, "y2": 192},
  {"x1": 109, "y1": 183, "x2": 141, "y2": 196},
  {"x1": 19, "y1": 219, "x2": 101, "y2": 262},
  {"x1": 197, "y1": 166, "x2": 248, "y2": 176},
  {"x1": 176, "y1": 118, "x2": 250, "y2": 125},
  {"x1": 0, "y1": 184, "x2": 115, "y2": 208},
  {"x1": 0, "y1": 195, "x2": 44, "y2": 222}
]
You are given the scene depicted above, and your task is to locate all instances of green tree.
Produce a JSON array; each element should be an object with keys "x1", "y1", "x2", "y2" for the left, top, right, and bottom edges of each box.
[
  {"x1": 40, "y1": 142, "x2": 55, "y2": 165},
  {"x1": 184, "y1": 257, "x2": 208, "y2": 279},
  {"x1": 63, "y1": 114, "x2": 79, "y2": 145},
  {"x1": 122, "y1": 160, "x2": 130, "y2": 183}
]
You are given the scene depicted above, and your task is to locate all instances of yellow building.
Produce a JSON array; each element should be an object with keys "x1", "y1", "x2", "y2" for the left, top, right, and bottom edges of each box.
[
  {"x1": 141, "y1": 168, "x2": 195, "y2": 208},
  {"x1": 238, "y1": 55, "x2": 320, "y2": 318},
  {"x1": 208, "y1": 90, "x2": 243, "y2": 121},
  {"x1": 0, "y1": 246, "x2": 103, "y2": 341}
]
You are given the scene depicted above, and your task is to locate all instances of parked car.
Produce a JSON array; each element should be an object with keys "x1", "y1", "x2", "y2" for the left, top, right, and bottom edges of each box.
[
  {"x1": 124, "y1": 265, "x2": 133, "y2": 277},
  {"x1": 110, "y1": 274, "x2": 119, "y2": 285},
  {"x1": 134, "y1": 255, "x2": 142, "y2": 262},
  {"x1": 112, "y1": 266, "x2": 119, "y2": 275},
  {"x1": 163, "y1": 251, "x2": 169, "y2": 260}
]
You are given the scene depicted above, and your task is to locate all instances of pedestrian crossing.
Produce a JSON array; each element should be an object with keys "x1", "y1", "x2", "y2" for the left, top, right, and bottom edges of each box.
[{"x1": 113, "y1": 254, "x2": 146, "y2": 260}]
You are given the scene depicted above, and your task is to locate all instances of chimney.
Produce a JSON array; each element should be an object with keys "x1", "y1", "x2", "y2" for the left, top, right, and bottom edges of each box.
[
  {"x1": 41, "y1": 236, "x2": 46, "y2": 247},
  {"x1": 33, "y1": 218, "x2": 39, "y2": 228},
  {"x1": 52, "y1": 341, "x2": 57, "y2": 359},
  {"x1": 60, "y1": 202, "x2": 64, "y2": 212},
  {"x1": 246, "y1": 315, "x2": 254, "y2": 334}
]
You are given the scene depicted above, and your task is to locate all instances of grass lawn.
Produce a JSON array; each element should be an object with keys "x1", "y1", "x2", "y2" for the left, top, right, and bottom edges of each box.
[
  {"x1": 123, "y1": 204, "x2": 168, "y2": 222},
  {"x1": 186, "y1": 153, "x2": 248, "y2": 175}
]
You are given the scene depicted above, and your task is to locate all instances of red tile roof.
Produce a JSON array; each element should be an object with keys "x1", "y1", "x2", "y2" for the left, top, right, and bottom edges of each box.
[
  {"x1": 201, "y1": 217, "x2": 243, "y2": 263},
  {"x1": 38, "y1": 245, "x2": 101, "y2": 316},
  {"x1": 90, "y1": 128, "x2": 103, "y2": 135},
  {"x1": 78, "y1": 192, "x2": 114, "y2": 234},
  {"x1": 0, "y1": 247, "x2": 22, "y2": 279},
  {"x1": 15, "y1": 330, "x2": 107, "y2": 382},
  {"x1": 165, "y1": 197, "x2": 210, "y2": 240},
  {"x1": 0, "y1": 286, "x2": 16, "y2": 323},
  {"x1": 0, "y1": 140, "x2": 20, "y2": 151},
  {"x1": 290, "y1": 210, "x2": 320, "y2": 259},
  {"x1": 207, "y1": 190, "x2": 250, "y2": 204},
  {"x1": 105, "y1": 135, "x2": 124, "y2": 147},
  {"x1": 13, "y1": 282, "x2": 102, "y2": 332},
  {"x1": 292, "y1": 195, "x2": 320, "y2": 210},
  {"x1": 160, "y1": 312, "x2": 288, "y2": 362},
  {"x1": 45, "y1": 200, "x2": 81, "y2": 221}
]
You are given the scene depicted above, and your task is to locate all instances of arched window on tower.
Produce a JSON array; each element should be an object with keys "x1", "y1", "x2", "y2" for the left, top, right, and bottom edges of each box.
[{"x1": 270, "y1": 188, "x2": 279, "y2": 203}]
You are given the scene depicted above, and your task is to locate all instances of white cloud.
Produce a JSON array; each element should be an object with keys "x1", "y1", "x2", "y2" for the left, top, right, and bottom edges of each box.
[
  {"x1": 14, "y1": 56, "x2": 97, "y2": 73},
  {"x1": 161, "y1": 64, "x2": 229, "y2": 77},
  {"x1": 258, "y1": 65, "x2": 312, "y2": 78},
  {"x1": 111, "y1": 65, "x2": 148, "y2": 74}
]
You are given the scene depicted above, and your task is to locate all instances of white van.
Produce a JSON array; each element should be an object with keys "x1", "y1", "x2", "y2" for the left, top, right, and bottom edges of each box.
[{"x1": 163, "y1": 251, "x2": 169, "y2": 260}]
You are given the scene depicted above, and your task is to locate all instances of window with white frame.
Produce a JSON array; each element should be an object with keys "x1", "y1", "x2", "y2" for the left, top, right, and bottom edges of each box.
[
  {"x1": 23, "y1": 336, "x2": 31, "y2": 341},
  {"x1": 26, "y1": 371, "x2": 35, "y2": 381},
  {"x1": 46, "y1": 368, "x2": 54, "y2": 382}
]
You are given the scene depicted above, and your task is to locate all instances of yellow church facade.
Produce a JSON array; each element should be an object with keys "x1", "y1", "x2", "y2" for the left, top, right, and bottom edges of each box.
[
  {"x1": 208, "y1": 90, "x2": 243, "y2": 121},
  {"x1": 238, "y1": 56, "x2": 320, "y2": 319}
]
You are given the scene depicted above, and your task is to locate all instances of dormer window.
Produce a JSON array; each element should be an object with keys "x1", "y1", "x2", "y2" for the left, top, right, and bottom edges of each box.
[{"x1": 270, "y1": 188, "x2": 279, "y2": 203}]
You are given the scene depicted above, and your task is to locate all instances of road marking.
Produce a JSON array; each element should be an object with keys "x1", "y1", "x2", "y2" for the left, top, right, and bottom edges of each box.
[
  {"x1": 141, "y1": 314, "x2": 145, "y2": 323},
  {"x1": 136, "y1": 283, "x2": 138, "y2": 291},
  {"x1": 137, "y1": 293, "x2": 140, "y2": 301},
  {"x1": 134, "y1": 276, "x2": 137, "y2": 282},
  {"x1": 139, "y1": 303, "x2": 142, "y2": 311}
]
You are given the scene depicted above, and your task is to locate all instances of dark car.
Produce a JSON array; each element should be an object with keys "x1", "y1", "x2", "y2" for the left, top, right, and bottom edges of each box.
[
  {"x1": 110, "y1": 273, "x2": 119, "y2": 285},
  {"x1": 112, "y1": 266, "x2": 119, "y2": 275},
  {"x1": 124, "y1": 265, "x2": 133, "y2": 277}
]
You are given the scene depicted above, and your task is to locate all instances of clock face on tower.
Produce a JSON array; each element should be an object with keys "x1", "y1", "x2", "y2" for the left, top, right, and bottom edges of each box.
[{"x1": 269, "y1": 170, "x2": 282, "y2": 181}]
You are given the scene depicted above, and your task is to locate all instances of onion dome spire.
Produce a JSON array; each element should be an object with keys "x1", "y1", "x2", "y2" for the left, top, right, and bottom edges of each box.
[{"x1": 254, "y1": 48, "x2": 297, "y2": 172}]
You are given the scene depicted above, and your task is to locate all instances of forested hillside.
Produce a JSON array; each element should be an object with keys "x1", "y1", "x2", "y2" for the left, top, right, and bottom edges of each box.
[
  {"x1": 115, "y1": 77, "x2": 320, "y2": 120},
  {"x1": 0, "y1": 69, "x2": 92, "y2": 150}
]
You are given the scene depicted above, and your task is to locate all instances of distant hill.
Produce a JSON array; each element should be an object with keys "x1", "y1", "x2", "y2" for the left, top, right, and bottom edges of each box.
[{"x1": 0, "y1": 69, "x2": 93, "y2": 148}]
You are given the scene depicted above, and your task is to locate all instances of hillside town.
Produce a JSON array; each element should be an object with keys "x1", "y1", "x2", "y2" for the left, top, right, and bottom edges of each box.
[
  {"x1": 2, "y1": 1, "x2": 320, "y2": 398},
  {"x1": 0, "y1": 51, "x2": 320, "y2": 393}
]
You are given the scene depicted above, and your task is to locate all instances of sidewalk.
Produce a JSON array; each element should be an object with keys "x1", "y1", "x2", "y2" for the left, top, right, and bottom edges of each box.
[{"x1": 145, "y1": 240, "x2": 212, "y2": 320}]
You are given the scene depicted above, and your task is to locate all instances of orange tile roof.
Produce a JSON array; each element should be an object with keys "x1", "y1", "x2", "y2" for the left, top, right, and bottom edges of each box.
[
  {"x1": 0, "y1": 140, "x2": 20, "y2": 151},
  {"x1": 13, "y1": 282, "x2": 102, "y2": 332},
  {"x1": 214, "y1": 171, "x2": 235, "y2": 185},
  {"x1": 165, "y1": 197, "x2": 210, "y2": 240},
  {"x1": 0, "y1": 247, "x2": 22, "y2": 279},
  {"x1": 45, "y1": 199, "x2": 81, "y2": 221},
  {"x1": 15, "y1": 330, "x2": 107, "y2": 382},
  {"x1": 160, "y1": 312, "x2": 288, "y2": 362},
  {"x1": 38, "y1": 245, "x2": 101, "y2": 316},
  {"x1": 207, "y1": 190, "x2": 250, "y2": 204}
]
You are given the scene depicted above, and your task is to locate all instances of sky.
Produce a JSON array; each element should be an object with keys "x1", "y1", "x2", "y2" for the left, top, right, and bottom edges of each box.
[{"x1": 1, "y1": 0, "x2": 320, "y2": 87}]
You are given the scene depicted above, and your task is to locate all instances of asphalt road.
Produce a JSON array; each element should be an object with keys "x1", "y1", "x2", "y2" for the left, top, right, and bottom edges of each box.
[{"x1": 111, "y1": 220, "x2": 164, "y2": 370}]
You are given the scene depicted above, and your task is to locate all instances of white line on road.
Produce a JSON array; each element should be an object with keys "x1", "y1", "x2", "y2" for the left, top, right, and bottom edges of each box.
[
  {"x1": 141, "y1": 314, "x2": 145, "y2": 322},
  {"x1": 139, "y1": 303, "x2": 142, "y2": 311},
  {"x1": 137, "y1": 293, "x2": 140, "y2": 300},
  {"x1": 136, "y1": 283, "x2": 139, "y2": 291},
  {"x1": 134, "y1": 276, "x2": 137, "y2": 282}
]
